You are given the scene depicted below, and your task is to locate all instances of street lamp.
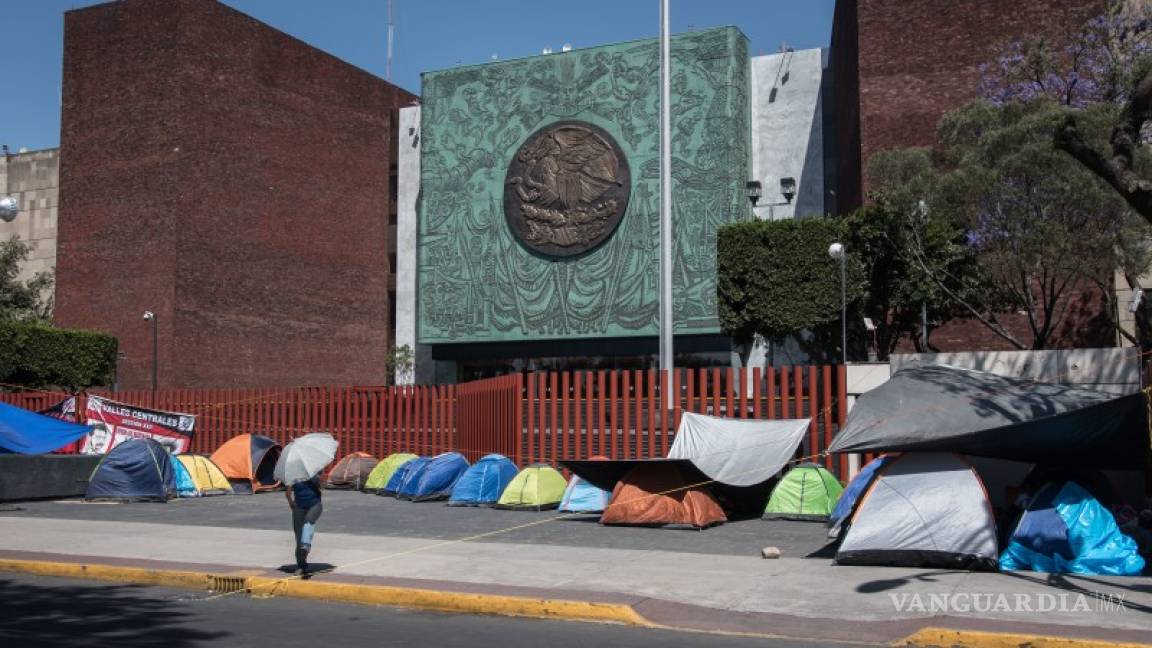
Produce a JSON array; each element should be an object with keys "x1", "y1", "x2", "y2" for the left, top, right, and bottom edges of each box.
[
  {"x1": 828, "y1": 242, "x2": 847, "y2": 364},
  {"x1": 747, "y1": 177, "x2": 797, "y2": 220},
  {"x1": 142, "y1": 311, "x2": 157, "y2": 393}
]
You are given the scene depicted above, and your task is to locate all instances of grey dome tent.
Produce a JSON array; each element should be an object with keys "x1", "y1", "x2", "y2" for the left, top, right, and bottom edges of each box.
[{"x1": 836, "y1": 452, "x2": 999, "y2": 571}]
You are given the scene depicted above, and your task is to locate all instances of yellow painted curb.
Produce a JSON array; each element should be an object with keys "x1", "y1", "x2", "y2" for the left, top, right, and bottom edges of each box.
[
  {"x1": 896, "y1": 627, "x2": 1152, "y2": 648},
  {"x1": 0, "y1": 558, "x2": 650, "y2": 627}
]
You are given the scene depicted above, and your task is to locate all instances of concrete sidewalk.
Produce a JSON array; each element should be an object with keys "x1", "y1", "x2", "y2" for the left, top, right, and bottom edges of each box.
[{"x1": 1, "y1": 514, "x2": 1150, "y2": 645}]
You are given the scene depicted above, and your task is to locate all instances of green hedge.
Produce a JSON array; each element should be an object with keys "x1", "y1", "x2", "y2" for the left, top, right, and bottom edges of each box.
[
  {"x1": 0, "y1": 321, "x2": 118, "y2": 391},
  {"x1": 717, "y1": 218, "x2": 865, "y2": 349}
]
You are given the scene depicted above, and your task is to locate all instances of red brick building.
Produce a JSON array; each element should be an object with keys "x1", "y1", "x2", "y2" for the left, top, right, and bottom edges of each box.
[
  {"x1": 830, "y1": 0, "x2": 1114, "y2": 351},
  {"x1": 54, "y1": 0, "x2": 417, "y2": 389}
]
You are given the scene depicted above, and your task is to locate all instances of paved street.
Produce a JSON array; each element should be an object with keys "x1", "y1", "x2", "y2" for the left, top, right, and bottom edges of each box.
[
  {"x1": 0, "y1": 573, "x2": 848, "y2": 648},
  {"x1": 3, "y1": 490, "x2": 836, "y2": 558}
]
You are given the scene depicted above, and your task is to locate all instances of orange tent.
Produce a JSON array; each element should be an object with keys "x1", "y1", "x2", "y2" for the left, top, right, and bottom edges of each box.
[
  {"x1": 209, "y1": 433, "x2": 282, "y2": 494},
  {"x1": 325, "y1": 452, "x2": 378, "y2": 490},
  {"x1": 600, "y1": 463, "x2": 726, "y2": 529}
]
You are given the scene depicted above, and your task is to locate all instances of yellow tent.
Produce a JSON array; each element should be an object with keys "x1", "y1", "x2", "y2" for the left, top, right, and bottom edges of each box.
[
  {"x1": 496, "y1": 464, "x2": 567, "y2": 510},
  {"x1": 365, "y1": 453, "x2": 419, "y2": 492},
  {"x1": 177, "y1": 455, "x2": 234, "y2": 496}
]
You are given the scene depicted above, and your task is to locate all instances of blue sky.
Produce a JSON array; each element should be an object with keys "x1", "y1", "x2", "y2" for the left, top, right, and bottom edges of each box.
[{"x1": 1, "y1": 0, "x2": 835, "y2": 152}]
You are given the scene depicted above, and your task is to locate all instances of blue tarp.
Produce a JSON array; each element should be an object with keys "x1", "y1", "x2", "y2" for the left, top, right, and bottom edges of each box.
[
  {"x1": 558, "y1": 475, "x2": 611, "y2": 513},
  {"x1": 449, "y1": 453, "x2": 518, "y2": 506},
  {"x1": 0, "y1": 401, "x2": 90, "y2": 455},
  {"x1": 827, "y1": 454, "x2": 889, "y2": 534},
  {"x1": 382, "y1": 456, "x2": 426, "y2": 496},
  {"x1": 1000, "y1": 481, "x2": 1146, "y2": 576},
  {"x1": 399, "y1": 452, "x2": 469, "y2": 501},
  {"x1": 170, "y1": 455, "x2": 197, "y2": 497},
  {"x1": 85, "y1": 438, "x2": 175, "y2": 501}
]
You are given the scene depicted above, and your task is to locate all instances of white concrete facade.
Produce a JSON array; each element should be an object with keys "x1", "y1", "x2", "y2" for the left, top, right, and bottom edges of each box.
[
  {"x1": 749, "y1": 48, "x2": 825, "y2": 221},
  {"x1": 0, "y1": 148, "x2": 59, "y2": 291},
  {"x1": 395, "y1": 106, "x2": 432, "y2": 384}
]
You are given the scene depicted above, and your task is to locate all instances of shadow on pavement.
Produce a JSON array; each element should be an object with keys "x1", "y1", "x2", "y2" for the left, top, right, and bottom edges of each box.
[{"x1": 0, "y1": 577, "x2": 227, "y2": 648}]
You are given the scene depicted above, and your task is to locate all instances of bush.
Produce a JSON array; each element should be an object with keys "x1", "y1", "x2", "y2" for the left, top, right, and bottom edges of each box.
[{"x1": 0, "y1": 321, "x2": 118, "y2": 391}]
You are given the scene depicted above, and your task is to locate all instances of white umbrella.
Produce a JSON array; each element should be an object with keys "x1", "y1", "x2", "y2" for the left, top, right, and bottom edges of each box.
[{"x1": 274, "y1": 432, "x2": 339, "y2": 486}]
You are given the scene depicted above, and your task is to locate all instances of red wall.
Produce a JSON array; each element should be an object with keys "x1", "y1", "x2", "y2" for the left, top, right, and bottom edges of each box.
[{"x1": 55, "y1": 0, "x2": 418, "y2": 389}]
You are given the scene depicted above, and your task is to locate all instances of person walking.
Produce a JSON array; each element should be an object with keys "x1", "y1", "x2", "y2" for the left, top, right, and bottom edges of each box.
[
  {"x1": 286, "y1": 475, "x2": 322, "y2": 573},
  {"x1": 274, "y1": 433, "x2": 338, "y2": 575}
]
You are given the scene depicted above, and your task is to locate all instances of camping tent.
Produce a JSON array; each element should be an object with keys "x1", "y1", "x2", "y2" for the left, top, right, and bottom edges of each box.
[
  {"x1": 85, "y1": 438, "x2": 175, "y2": 501},
  {"x1": 382, "y1": 456, "x2": 426, "y2": 496},
  {"x1": 397, "y1": 452, "x2": 470, "y2": 501},
  {"x1": 1000, "y1": 481, "x2": 1145, "y2": 576},
  {"x1": 827, "y1": 454, "x2": 890, "y2": 539},
  {"x1": 325, "y1": 452, "x2": 378, "y2": 490},
  {"x1": 175, "y1": 455, "x2": 233, "y2": 496},
  {"x1": 558, "y1": 456, "x2": 611, "y2": 513},
  {"x1": 836, "y1": 452, "x2": 999, "y2": 571},
  {"x1": 563, "y1": 414, "x2": 809, "y2": 516},
  {"x1": 449, "y1": 453, "x2": 519, "y2": 506},
  {"x1": 762, "y1": 463, "x2": 844, "y2": 521},
  {"x1": 210, "y1": 434, "x2": 281, "y2": 494},
  {"x1": 495, "y1": 464, "x2": 567, "y2": 510},
  {"x1": 170, "y1": 454, "x2": 197, "y2": 497},
  {"x1": 600, "y1": 462, "x2": 726, "y2": 529},
  {"x1": 827, "y1": 365, "x2": 1147, "y2": 468},
  {"x1": 365, "y1": 453, "x2": 419, "y2": 493},
  {"x1": 0, "y1": 401, "x2": 91, "y2": 454}
]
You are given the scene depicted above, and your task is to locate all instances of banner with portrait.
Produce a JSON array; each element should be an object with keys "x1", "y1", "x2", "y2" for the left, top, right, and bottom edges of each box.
[{"x1": 78, "y1": 396, "x2": 196, "y2": 455}]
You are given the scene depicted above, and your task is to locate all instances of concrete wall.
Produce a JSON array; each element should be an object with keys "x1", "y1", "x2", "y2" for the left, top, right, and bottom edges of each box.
[
  {"x1": 55, "y1": 0, "x2": 417, "y2": 389},
  {"x1": 0, "y1": 148, "x2": 59, "y2": 289},
  {"x1": 395, "y1": 106, "x2": 432, "y2": 384},
  {"x1": 749, "y1": 48, "x2": 825, "y2": 220}
]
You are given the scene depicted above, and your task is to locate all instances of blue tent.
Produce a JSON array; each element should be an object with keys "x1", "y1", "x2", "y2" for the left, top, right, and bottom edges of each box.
[
  {"x1": 398, "y1": 452, "x2": 470, "y2": 501},
  {"x1": 558, "y1": 474, "x2": 610, "y2": 513},
  {"x1": 380, "y1": 456, "x2": 426, "y2": 496},
  {"x1": 169, "y1": 454, "x2": 198, "y2": 497},
  {"x1": 0, "y1": 401, "x2": 90, "y2": 454},
  {"x1": 1000, "y1": 481, "x2": 1145, "y2": 576},
  {"x1": 449, "y1": 453, "x2": 519, "y2": 507},
  {"x1": 85, "y1": 438, "x2": 175, "y2": 501},
  {"x1": 826, "y1": 454, "x2": 890, "y2": 539}
]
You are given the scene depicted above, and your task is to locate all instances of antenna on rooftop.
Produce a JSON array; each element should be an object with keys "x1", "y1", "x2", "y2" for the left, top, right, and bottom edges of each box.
[{"x1": 386, "y1": 0, "x2": 394, "y2": 81}]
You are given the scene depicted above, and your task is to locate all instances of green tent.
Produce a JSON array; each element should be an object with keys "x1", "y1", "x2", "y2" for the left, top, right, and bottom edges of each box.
[
  {"x1": 762, "y1": 463, "x2": 844, "y2": 521},
  {"x1": 495, "y1": 464, "x2": 567, "y2": 510},
  {"x1": 364, "y1": 453, "x2": 419, "y2": 492}
]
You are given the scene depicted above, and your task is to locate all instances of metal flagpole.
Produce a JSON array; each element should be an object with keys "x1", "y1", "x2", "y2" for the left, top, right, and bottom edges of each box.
[{"x1": 659, "y1": 0, "x2": 674, "y2": 409}]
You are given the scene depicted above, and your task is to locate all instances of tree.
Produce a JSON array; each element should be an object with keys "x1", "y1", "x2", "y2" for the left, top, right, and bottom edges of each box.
[
  {"x1": 717, "y1": 218, "x2": 866, "y2": 363},
  {"x1": 385, "y1": 344, "x2": 415, "y2": 385},
  {"x1": 0, "y1": 236, "x2": 53, "y2": 322},
  {"x1": 876, "y1": 100, "x2": 1140, "y2": 350}
]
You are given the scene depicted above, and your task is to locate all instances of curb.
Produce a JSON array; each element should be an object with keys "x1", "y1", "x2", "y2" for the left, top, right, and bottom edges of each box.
[
  {"x1": 895, "y1": 627, "x2": 1152, "y2": 648},
  {"x1": 0, "y1": 558, "x2": 649, "y2": 627},
  {"x1": 2, "y1": 558, "x2": 1149, "y2": 647}
]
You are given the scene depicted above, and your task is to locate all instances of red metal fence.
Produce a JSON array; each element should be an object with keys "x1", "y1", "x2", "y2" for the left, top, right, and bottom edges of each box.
[{"x1": 1, "y1": 365, "x2": 849, "y2": 477}]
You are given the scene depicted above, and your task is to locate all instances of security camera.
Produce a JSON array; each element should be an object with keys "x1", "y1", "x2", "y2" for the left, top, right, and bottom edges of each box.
[{"x1": 142, "y1": 311, "x2": 155, "y2": 321}]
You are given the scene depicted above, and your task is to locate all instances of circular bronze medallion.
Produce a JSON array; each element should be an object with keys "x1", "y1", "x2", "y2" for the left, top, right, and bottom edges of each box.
[{"x1": 504, "y1": 120, "x2": 631, "y2": 258}]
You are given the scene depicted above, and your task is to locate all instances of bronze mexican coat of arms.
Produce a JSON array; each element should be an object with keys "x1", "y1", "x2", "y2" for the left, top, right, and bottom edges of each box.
[{"x1": 504, "y1": 121, "x2": 631, "y2": 257}]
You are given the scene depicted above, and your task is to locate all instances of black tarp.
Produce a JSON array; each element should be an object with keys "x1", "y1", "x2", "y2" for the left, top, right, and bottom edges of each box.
[
  {"x1": 561, "y1": 459, "x2": 708, "y2": 493},
  {"x1": 827, "y1": 365, "x2": 1148, "y2": 469}
]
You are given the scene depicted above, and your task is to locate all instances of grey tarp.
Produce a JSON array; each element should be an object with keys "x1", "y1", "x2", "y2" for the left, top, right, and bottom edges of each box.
[
  {"x1": 836, "y1": 452, "x2": 999, "y2": 570},
  {"x1": 562, "y1": 414, "x2": 809, "y2": 492},
  {"x1": 827, "y1": 365, "x2": 1147, "y2": 469}
]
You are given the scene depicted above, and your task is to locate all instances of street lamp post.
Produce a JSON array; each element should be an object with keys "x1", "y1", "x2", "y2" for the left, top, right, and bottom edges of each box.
[
  {"x1": 828, "y1": 243, "x2": 846, "y2": 364},
  {"x1": 659, "y1": 0, "x2": 673, "y2": 408},
  {"x1": 142, "y1": 311, "x2": 157, "y2": 394}
]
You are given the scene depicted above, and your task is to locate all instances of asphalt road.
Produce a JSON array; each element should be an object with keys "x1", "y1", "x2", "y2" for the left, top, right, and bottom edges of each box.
[
  {"x1": 1, "y1": 490, "x2": 837, "y2": 559},
  {"x1": 0, "y1": 573, "x2": 852, "y2": 648}
]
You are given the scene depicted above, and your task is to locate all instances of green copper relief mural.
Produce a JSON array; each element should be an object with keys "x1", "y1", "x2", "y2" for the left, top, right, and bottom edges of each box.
[{"x1": 418, "y1": 27, "x2": 749, "y2": 344}]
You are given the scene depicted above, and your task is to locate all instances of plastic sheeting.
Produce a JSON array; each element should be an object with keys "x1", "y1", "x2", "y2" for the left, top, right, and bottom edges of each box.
[
  {"x1": 0, "y1": 401, "x2": 91, "y2": 455},
  {"x1": 668, "y1": 413, "x2": 810, "y2": 487},
  {"x1": 1000, "y1": 481, "x2": 1146, "y2": 576},
  {"x1": 827, "y1": 454, "x2": 889, "y2": 539},
  {"x1": 827, "y1": 365, "x2": 1147, "y2": 468}
]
